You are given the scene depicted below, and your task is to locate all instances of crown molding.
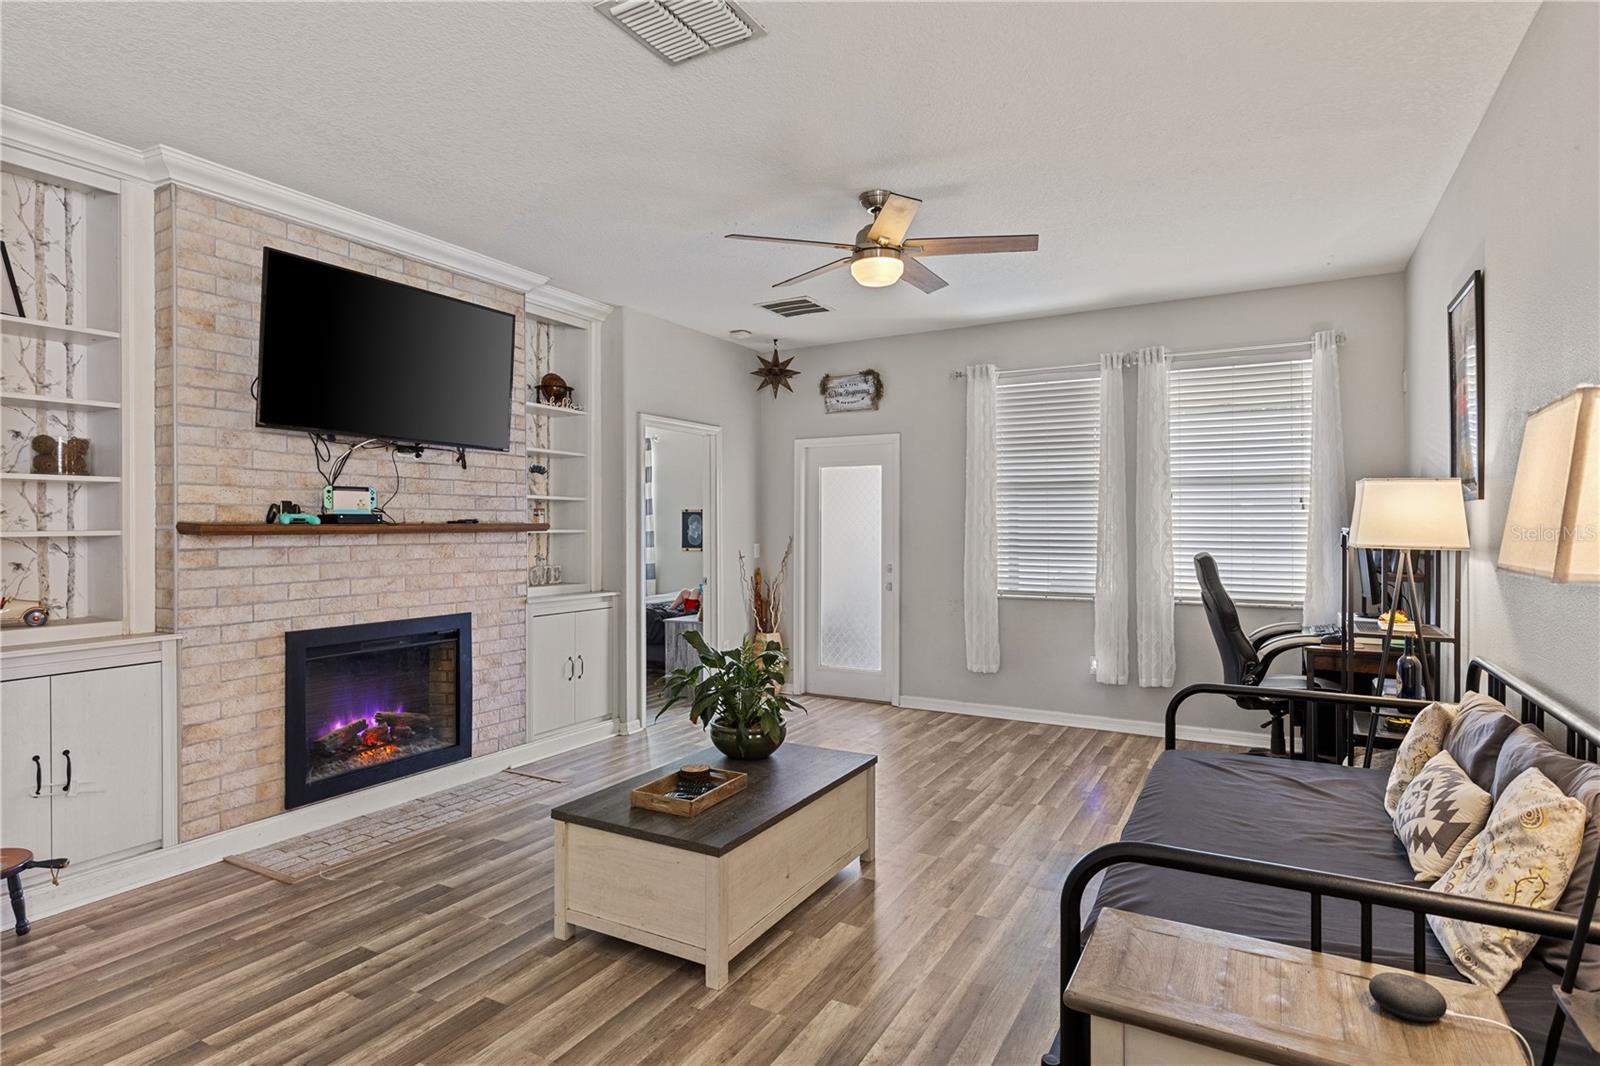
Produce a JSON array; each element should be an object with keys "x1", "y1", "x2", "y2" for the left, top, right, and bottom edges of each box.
[
  {"x1": 0, "y1": 107, "x2": 149, "y2": 190},
  {"x1": 145, "y1": 144, "x2": 548, "y2": 293},
  {"x1": 0, "y1": 106, "x2": 580, "y2": 299},
  {"x1": 526, "y1": 284, "x2": 614, "y2": 327}
]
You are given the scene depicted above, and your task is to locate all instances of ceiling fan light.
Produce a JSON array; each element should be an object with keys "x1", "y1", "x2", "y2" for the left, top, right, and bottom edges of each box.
[{"x1": 850, "y1": 248, "x2": 904, "y2": 288}]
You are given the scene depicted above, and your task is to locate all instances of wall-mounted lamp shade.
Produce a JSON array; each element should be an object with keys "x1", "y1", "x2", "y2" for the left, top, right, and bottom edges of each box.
[
  {"x1": 1497, "y1": 386, "x2": 1599, "y2": 582},
  {"x1": 1349, "y1": 478, "x2": 1470, "y2": 551}
]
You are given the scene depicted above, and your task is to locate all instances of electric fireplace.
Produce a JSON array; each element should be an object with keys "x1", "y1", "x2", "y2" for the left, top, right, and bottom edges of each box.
[{"x1": 284, "y1": 613, "x2": 472, "y2": 808}]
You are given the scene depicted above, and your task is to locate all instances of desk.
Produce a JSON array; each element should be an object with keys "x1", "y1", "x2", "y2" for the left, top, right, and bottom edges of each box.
[{"x1": 1300, "y1": 642, "x2": 1405, "y2": 763}]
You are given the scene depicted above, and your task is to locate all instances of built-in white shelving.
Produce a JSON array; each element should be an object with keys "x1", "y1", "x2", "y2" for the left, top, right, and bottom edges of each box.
[
  {"x1": 0, "y1": 391, "x2": 121, "y2": 411},
  {"x1": 526, "y1": 582, "x2": 593, "y2": 599},
  {"x1": 527, "y1": 402, "x2": 588, "y2": 418},
  {"x1": 1, "y1": 136, "x2": 157, "y2": 650},
  {"x1": 524, "y1": 292, "x2": 607, "y2": 600},
  {"x1": 2, "y1": 473, "x2": 122, "y2": 484},
  {"x1": 0, "y1": 314, "x2": 121, "y2": 344}
]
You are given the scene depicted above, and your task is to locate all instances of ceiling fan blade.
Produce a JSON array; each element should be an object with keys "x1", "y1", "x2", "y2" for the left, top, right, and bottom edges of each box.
[
  {"x1": 866, "y1": 193, "x2": 922, "y2": 247},
  {"x1": 901, "y1": 234, "x2": 1039, "y2": 257},
  {"x1": 773, "y1": 257, "x2": 851, "y2": 287},
  {"x1": 899, "y1": 256, "x2": 948, "y2": 294},
  {"x1": 726, "y1": 233, "x2": 855, "y2": 251}
]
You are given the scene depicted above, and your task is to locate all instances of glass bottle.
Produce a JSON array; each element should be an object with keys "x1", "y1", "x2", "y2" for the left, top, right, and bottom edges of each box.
[{"x1": 1396, "y1": 637, "x2": 1425, "y2": 700}]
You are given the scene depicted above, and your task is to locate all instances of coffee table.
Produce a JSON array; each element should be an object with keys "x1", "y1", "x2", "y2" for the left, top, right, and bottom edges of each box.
[{"x1": 550, "y1": 743, "x2": 876, "y2": 988}]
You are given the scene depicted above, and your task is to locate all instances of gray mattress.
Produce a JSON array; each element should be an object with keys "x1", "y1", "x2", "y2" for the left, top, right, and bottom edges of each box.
[{"x1": 1092, "y1": 750, "x2": 1589, "y2": 1065}]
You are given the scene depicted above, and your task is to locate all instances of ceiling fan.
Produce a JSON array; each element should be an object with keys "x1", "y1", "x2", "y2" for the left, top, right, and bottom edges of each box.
[{"x1": 726, "y1": 190, "x2": 1039, "y2": 293}]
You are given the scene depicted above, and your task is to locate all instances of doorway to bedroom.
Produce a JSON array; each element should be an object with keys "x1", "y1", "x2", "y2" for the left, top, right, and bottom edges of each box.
[{"x1": 637, "y1": 416, "x2": 720, "y2": 724}]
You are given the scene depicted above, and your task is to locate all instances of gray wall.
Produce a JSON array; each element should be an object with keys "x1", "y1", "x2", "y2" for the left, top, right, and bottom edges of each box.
[
  {"x1": 602, "y1": 306, "x2": 761, "y2": 724},
  {"x1": 650, "y1": 427, "x2": 709, "y2": 594},
  {"x1": 1403, "y1": 2, "x2": 1600, "y2": 722},
  {"x1": 754, "y1": 273, "x2": 1409, "y2": 735}
]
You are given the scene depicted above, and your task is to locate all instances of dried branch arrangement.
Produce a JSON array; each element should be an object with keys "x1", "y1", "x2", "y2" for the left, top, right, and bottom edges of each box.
[{"x1": 739, "y1": 537, "x2": 793, "y2": 636}]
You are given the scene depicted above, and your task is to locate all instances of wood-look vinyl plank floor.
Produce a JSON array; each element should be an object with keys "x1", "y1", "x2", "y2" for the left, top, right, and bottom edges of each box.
[{"x1": 0, "y1": 697, "x2": 1227, "y2": 1065}]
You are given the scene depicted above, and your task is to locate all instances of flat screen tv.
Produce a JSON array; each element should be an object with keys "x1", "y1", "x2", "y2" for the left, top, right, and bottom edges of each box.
[{"x1": 255, "y1": 248, "x2": 516, "y2": 451}]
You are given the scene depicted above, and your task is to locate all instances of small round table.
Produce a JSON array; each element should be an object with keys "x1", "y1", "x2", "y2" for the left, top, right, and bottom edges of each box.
[{"x1": 3, "y1": 848, "x2": 36, "y2": 935}]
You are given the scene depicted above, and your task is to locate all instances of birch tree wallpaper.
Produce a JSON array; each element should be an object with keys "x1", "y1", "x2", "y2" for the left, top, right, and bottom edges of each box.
[{"x1": 2, "y1": 172, "x2": 94, "y2": 618}]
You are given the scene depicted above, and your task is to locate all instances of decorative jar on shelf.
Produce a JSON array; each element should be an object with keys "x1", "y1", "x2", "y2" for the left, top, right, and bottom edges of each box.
[{"x1": 30, "y1": 434, "x2": 91, "y2": 475}]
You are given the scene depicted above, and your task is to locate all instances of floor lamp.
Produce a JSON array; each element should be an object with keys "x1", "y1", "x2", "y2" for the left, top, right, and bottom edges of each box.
[{"x1": 1348, "y1": 478, "x2": 1471, "y2": 700}]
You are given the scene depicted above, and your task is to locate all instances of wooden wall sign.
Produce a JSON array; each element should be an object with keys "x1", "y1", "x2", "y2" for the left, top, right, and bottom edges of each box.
[{"x1": 819, "y1": 370, "x2": 884, "y2": 413}]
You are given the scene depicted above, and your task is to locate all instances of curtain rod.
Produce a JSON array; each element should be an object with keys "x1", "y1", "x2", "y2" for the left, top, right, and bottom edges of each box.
[{"x1": 947, "y1": 332, "x2": 1346, "y2": 380}]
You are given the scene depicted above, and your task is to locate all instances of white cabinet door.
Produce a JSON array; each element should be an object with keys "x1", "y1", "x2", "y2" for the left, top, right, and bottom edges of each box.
[
  {"x1": 49, "y1": 663, "x2": 163, "y2": 866},
  {"x1": 573, "y1": 608, "x2": 612, "y2": 727},
  {"x1": 528, "y1": 612, "x2": 576, "y2": 737},
  {"x1": 1, "y1": 678, "x2": 53, "y2": 870}
]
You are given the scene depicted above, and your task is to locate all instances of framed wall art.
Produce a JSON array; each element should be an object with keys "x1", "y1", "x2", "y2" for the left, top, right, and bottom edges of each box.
[{"x1": 1448, "y1": 270, "x2": 1485, "y2": 500}]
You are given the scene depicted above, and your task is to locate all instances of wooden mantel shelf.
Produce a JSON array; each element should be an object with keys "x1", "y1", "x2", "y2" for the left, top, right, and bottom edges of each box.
[{"x1": 176, "y1": 521, "x2": 548, "y2": 536}]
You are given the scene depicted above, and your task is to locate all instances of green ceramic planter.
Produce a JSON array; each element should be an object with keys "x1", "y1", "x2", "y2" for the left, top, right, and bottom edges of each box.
[{"x1": 710, "y1": 719, "x2": 786, "y2": 760}]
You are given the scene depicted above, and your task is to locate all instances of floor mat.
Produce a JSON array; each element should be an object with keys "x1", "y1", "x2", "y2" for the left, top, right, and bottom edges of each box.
[{"x1": 225, "y1": 770, "x2": 560, "y2": 884}]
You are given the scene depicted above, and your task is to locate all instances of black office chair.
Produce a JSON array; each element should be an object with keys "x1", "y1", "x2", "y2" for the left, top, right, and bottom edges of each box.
[{"x1": 1194, "y1": 552, "x2": 1338, "y2": 757}]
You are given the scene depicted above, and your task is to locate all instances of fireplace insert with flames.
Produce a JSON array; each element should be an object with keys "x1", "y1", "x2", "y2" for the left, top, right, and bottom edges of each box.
[{"x1": 284, "y1": 613, "x2": 472, "y2": 808}]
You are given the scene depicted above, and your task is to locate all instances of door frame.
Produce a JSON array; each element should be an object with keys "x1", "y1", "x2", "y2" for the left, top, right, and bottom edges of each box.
[
  {"x1": 791, "y1": 433, "x2": 901, "y2": 704},
  {"x1": 626, "y1": 413, "x2": 724, "y2": 734}
]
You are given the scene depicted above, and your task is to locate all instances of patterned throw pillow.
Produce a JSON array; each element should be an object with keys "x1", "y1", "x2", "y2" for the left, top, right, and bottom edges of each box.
[
  {"x1": 1429, "y1": 767, "x2": 1588, "y2": 992},
  {"x1": 1384, "y1": 701, "x2": 1458, "y2": 817},
  {"x1": 1395, "y1": 749, "x2": 1493, "y2": 881}
]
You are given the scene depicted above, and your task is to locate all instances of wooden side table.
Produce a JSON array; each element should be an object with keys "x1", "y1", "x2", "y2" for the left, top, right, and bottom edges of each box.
[
  {"x1": 663, "y1": 613, "x2": 702, "y2": 674},
  {"x1": 1065, "y1": 909, "x2": 1524, "y2": 1065}
]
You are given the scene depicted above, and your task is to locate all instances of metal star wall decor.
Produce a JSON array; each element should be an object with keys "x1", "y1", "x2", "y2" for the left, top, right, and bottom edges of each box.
[{"x1": 752, "y1": 340, "x2": 800, "y2": 398}]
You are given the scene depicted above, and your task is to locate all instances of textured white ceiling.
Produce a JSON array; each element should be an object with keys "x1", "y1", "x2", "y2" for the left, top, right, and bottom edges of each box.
[{"x1": 1, "y1": 2, "x2": 1535, "y2": 348}]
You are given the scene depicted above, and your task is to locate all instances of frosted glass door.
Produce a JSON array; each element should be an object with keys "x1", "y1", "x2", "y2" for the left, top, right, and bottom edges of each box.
[
  {"x1": 818, "y1": 466, "x2": 883, "y2": 671},
  {"x1": 801, "y1": 437, "x2": 899, "y2": 702}
]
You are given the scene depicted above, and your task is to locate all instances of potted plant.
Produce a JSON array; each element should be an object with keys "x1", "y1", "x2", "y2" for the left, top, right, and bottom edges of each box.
[{"x1": 657, "y1": 630, "x2": 805, "y2": 759}]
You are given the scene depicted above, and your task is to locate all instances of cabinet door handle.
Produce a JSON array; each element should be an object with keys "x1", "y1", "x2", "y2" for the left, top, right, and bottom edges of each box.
[
  {"x1": 32, "y1": 754, "x2": 41, "y2": 796},
  {"x1": 61, "y1": 749, "x2": 72, "y2": 793},
  {"x1": 577, "y1": 654, "x2": 585, "y2": 679},
  {"x1": 566, "y1": 656, "x2": 574, "y2": 681}
]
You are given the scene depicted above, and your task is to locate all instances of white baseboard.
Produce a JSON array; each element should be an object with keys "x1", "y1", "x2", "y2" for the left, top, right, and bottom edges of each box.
[
  {"x1": 4, "y1": 719, "x2": 619, "y2": 929},
  {"x1": 897, "y1": 694, "x2": 1263, "y2": 750}
]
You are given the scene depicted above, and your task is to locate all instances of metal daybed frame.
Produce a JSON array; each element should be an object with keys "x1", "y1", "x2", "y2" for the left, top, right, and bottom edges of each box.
[{"x1": 1044, "y1": 657, "x2": 1600, "y2": 1066}]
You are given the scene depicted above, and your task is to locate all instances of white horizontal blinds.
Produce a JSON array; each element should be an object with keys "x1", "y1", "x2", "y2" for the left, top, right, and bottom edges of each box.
[
  {"x1": 995, "y1": 372, "x2": 1100, "y2": 595},
  {"x1": 1170, "y1": 356, "x2": 1313, "y2": 604}
]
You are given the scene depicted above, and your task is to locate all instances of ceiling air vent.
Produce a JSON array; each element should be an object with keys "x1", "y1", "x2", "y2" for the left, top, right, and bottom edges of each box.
[
  {"x1": 758, "y1": 296, "x2": 831, "y2": 318},
  {"x1": 596, "y1": 0, "x2": 764, "y2": 65}
]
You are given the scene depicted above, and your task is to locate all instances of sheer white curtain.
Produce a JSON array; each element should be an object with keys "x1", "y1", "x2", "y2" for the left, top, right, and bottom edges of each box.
[
  {"x1": 1303, "y1": 329, "x2": 1347, "y2": 626},
  {"x1": 963, "y1": 364, "x2": 1000, "y2": 672},
  {"x1": 1093, "y1": 352, "x2": 1129, "y2": 685},
  {"x1": 1133, "y1": 347, "x2": 1175, "y2": 687}
]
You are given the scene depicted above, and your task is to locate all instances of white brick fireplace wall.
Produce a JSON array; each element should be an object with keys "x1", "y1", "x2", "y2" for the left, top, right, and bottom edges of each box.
[{"x1": 155, "y1": 186, "x2": 530, "y2": 840}]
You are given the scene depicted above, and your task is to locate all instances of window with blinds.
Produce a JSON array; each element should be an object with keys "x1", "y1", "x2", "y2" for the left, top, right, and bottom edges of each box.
[
  {"x1": 1170, "y1": 356, "x2": 1313, "y2": 605},
  {"x1": 995, "y1": 372, "x2": 1100, "y2": 596}
]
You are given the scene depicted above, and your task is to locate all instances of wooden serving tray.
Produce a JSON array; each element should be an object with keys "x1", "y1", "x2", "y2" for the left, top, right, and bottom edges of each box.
[{"x1": 630, "y1": 768, "x2": 748, "y2": 817}]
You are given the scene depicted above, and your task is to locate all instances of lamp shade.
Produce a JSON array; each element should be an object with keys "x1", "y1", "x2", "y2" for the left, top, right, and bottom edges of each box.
[
  {"x1": 1349, "y1": 478, "x2": 1470, "y2": 551},
  {"x1": 1497, "y1": 386, "x2": 1599, "y2": 582}
]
